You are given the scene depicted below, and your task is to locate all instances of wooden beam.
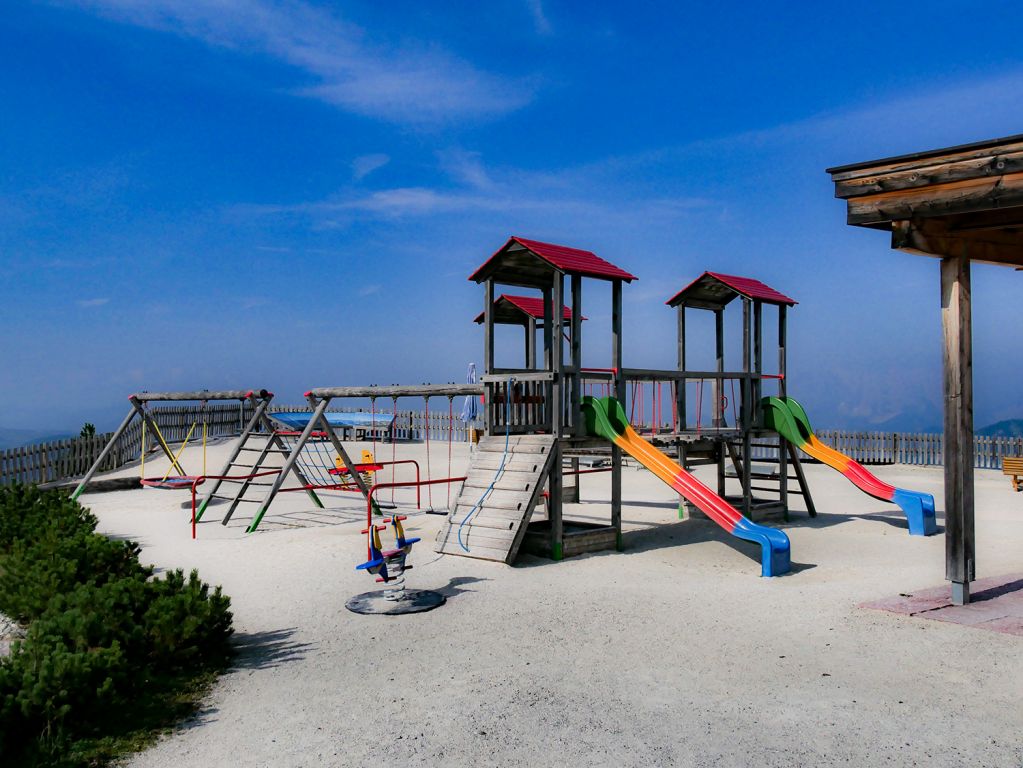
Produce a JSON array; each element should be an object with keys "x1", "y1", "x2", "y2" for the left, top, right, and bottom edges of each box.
[
  {"x1": 941, "y1": 252, "x2": 975, "y2": 605},
  {"x1": 846, "y1": 171, "x2": 1023, "y2": 227},
  {"x1": 833, "y1": 148, "x2": 1023, "y2": 199},
  {"x1": 893, "y1": 219, "x2": 1023, "y2": 267}
]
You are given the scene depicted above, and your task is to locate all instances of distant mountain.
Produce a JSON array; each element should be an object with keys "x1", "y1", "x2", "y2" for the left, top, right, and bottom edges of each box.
[
  {"x1": 0, "y1": 427, "x2": 75, "y2": 450},
  {"x1": 977, "y1": 419, "x2": 1023, "y2": 438}
]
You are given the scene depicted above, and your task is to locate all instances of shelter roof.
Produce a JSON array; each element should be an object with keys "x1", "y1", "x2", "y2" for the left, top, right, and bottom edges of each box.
[
  {"x1": 472, "y1": 294, "x2": 580, "y2": 325},
  {"x1": 666, "y1": 272, "x2": 796, "y2": 310},
  {"x1": 826, "y1": 133, "x2": 1023, "y2": 267},
  {"x1": 469, "y1": 236, "x2": 637, "y2": 286}
]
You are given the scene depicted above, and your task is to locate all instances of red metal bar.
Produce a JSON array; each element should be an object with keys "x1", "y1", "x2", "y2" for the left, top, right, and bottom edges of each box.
[
  {"x1": 190, "y1": 470, "x2": 282, "y2": 539},
  {"x1": 365, "y1": 476, "x2": 467, "y2": 550}
]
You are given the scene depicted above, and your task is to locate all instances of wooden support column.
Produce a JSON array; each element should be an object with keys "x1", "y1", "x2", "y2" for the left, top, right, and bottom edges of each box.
[
  {"x1": 484, "y1": 279, "x2": 495, "y2": 436},
  {"x1": 941, "y1": 252, "x2": 975, "y2": 605},
  {"x1": 713, "y1": 309, "x2": 725, "y2": 428},
  {"x1": 715, "y1": 307, "x2": 726, "y2": 495},
  {"x1": 549, "y1": 273, "x2": 565, "y2": 559},
  {"x1": 571, "y1": 274, "x2": 583, "y2": 436},
  {"x1": 677, "y1": 306, "x2": 687, "y2": 431},
  {"x1": 753, "y1": 300, "x2": 763, "y2": 420},
  {"x1": 542, "y1": 284, "x2": 553, "y2": 431},
  {"x1": 741, "y1": 299, "x2": 752, "y2": 518},
  {"x1": 611, "y1": 279, "x2": 624, "y2": 549},
  {"x1": 526, "y1": 317, "x2": 537, "y2": 369},
  {"x1": 778, "y1": 305, "x2": 789, "y2": 511}
]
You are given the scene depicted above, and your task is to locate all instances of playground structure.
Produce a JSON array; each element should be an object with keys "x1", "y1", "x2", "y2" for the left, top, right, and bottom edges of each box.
[
  {"x1": 428, "y1": 236, "x2": 938, "y2": 576},
  {"x1": 75, "y1": 240, "x2": 938, "y2": 581},
  {"x1": 71, "y1": 390, "x2": 278, "y2": 501}
]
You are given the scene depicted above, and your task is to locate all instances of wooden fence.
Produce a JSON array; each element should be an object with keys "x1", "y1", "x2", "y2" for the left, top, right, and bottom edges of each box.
[{"x1": 1, "y1": 403, "x2": 482, "y2": 486}]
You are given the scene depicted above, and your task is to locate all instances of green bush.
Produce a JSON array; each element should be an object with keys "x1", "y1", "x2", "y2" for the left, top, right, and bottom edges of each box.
[
  {"x1": 0, "y1": 530, "x2": 146, "y2": 622},
  {"x1": 0, "y1": 484, "x2": 97, "y2": 554},
  {"x1": 0, "y1": 485, "x2": 234, "y2": 766}
]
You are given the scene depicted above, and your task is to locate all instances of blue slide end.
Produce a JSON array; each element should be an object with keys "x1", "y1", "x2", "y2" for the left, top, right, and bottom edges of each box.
[
  {"x1": 731, "y1": 518, "x2": 792, "y2": 577},
  {"x1": 891, "y1": 488, "x2": 938, "y2": 536}
]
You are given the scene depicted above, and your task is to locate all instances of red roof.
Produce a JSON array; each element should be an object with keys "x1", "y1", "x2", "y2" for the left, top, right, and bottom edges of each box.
[
  {"x1": 472, "y1": 294, "x2": 579, "y2": 324},
  {"x1": 469, "y1": 236, "x2": 637, "y2": 283},
  {"x1": 666, "y1": 272, "x2": 796, "y2": 307}
]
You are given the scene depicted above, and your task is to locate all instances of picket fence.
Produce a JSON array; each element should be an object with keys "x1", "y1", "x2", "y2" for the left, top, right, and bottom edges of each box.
[{"x1": 1, "y1": 403, "x2": 481, "y2": 486}]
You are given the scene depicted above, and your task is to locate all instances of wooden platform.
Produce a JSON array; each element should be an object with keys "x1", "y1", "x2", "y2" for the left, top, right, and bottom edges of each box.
[{"x1": 434, "y1": 434, "x2": 556, "y2": 563}]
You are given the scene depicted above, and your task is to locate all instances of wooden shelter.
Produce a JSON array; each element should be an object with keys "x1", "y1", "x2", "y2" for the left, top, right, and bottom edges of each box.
[{"x1": 827, "y1": 133, "x2": 1023, "y2": 604}]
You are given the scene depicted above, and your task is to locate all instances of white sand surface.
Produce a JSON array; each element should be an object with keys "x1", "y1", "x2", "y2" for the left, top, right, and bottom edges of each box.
[{"x1": 78, "y1": 437, "x2": 1023, "y2": 767}]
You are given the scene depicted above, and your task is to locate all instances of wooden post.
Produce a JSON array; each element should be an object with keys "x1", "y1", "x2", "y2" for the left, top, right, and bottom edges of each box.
[
  {"x1": 714, "y1": 309, "x2": 725, "y2": 428},
  {"x1": 941, "y1": 253, "x2": 975, "y2": 605},
  {"x1": 526, "y1": 317, "x2": 537, "y2": 369},
  {"x1": 778, "y1": 305, "x2": 788, "y2": 511},
  {"x1": 571, "y1": 274, "x2": 583, "y2": 436},
  {"x1": 677, "y1": 306, "x2": 687, "y2": 431},
  {"x1": 611, "y1": 279, "x2": 623, "y2": 549},
  {"x1": 551, "y1": 274, "x2": 564, "y2": 435},
  {"x1": 547, "y1": 273, "x2": 565, "y2": 559},
  {"x1": 484, "y1": 279, "x2": 495, "y2": 436},
  {"x1": 741, "y1": 299, "x2": 752, "y2": 518},
  {"x1": 753, "y1": 300, "x2": 763, "y2": 419},
  {"x1": 71, "y1": 406, "x2": 137, "y2": 500}
]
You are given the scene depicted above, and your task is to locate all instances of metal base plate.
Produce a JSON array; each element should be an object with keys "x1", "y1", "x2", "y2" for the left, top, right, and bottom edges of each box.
[{"x1": 345, "y1": 589, "x2": 446, "y2": 615}]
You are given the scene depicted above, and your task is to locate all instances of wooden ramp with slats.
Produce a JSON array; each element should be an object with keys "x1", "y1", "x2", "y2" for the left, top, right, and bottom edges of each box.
[{"x1": 435, "y1": 434, "x2": 556, "y2": 563}]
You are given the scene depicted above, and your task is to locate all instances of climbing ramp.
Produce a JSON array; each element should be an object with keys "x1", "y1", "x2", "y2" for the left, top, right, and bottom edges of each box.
[{"x1": 435, "y1": 434, "x2": 556, "y2": 563}]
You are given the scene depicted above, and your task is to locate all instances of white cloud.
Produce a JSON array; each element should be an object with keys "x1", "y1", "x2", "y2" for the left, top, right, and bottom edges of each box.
[
  {"x1": 77, "y1": 298, "x2": 110, "y2": 308},
  {"x1": 358, "y1": 284, "x2": 381, "y2": 297},
  {"x1": 62, "y1": 0, "x2": 534, "y2": 125},
  {"x1": 352, "y1": 153, "x2": 390, "y2": 181},
  {"x1": 526, "y1": 0, "x2": 553, "y2": 36}
]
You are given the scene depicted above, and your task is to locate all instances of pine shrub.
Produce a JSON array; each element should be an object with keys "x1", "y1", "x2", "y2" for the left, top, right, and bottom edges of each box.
[{"x1": 0, "y1": 485, "x2": 234, "y2": 766}]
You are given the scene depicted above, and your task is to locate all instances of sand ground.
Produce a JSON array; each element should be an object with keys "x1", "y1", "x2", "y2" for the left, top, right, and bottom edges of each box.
[{"x1": 78, "y1": 437, "x2": 1023, "y2": 768}]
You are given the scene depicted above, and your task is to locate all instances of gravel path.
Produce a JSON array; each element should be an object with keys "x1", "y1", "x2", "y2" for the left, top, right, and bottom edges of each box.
[{"x1": 77, "y1": 440, "x2": 1023, "y2": 767}]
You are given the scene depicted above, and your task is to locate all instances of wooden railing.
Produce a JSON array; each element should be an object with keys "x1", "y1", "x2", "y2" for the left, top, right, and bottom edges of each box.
[{"x1": 752, "y1": 430, "x2": 1022, "y2": 470}]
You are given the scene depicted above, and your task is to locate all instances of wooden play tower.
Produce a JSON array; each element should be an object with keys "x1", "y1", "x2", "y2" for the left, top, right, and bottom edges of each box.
[
  {"x1": 435, "y1": 237, "x2": 810, "y2": 565},
  {"x1": 665, "y1": 272, "x2": 815, "y2": 521},
  {"x1": 435, "y1": 236, "x2": 635, "y2": 561}
]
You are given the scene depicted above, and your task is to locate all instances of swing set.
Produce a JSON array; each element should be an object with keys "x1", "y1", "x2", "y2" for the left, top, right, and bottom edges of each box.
[
  {"x1": 200, "y1": 384, "x2": 480, "y2": 534},
  {"x1": 72, "y1": 390, "x2": 274, "y2": 502}
]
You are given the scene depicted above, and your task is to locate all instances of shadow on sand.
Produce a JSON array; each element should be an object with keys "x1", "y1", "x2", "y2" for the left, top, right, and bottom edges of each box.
[
  {"x1": 230, "y1": 627, "x2": 314, "y2": 670},
  {"x1": 433, "y1": 575, "x2": 490, "y2": 599}
]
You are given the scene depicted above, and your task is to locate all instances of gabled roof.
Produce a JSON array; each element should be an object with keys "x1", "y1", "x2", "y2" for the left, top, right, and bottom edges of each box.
[
  {"x1": 469, "y1": 236, "x2": 637, "y2": 286},
  {"x1": 472, "y1": 294, "x2": 581, "y2": 325},
  {"x1": 666, "y1": 272, "x2": 796, "y2": 309}
]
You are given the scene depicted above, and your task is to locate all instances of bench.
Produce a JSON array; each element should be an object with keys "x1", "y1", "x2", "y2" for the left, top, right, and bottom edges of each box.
[{"x1": 1003, "y1": 457, "x2": 1023, "y2": 492}]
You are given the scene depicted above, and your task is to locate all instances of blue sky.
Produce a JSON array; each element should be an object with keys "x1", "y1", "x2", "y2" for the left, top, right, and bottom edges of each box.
[{"x1": 3, "y1": 1, "x2": 1023, "y2": 432}]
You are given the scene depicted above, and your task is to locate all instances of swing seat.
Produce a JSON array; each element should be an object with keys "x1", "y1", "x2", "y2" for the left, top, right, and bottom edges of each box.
[
  {"x1": 328, "y1": 463, "x2": 384, "y2": 476},
  {"x1": 140, "y1": 476, "x2": 198, "y2": 489}
]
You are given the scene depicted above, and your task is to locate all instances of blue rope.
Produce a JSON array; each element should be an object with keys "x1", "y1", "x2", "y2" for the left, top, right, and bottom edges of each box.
[{"x1": 457, "y1": 376, "x2": 513, "y2": 552}]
